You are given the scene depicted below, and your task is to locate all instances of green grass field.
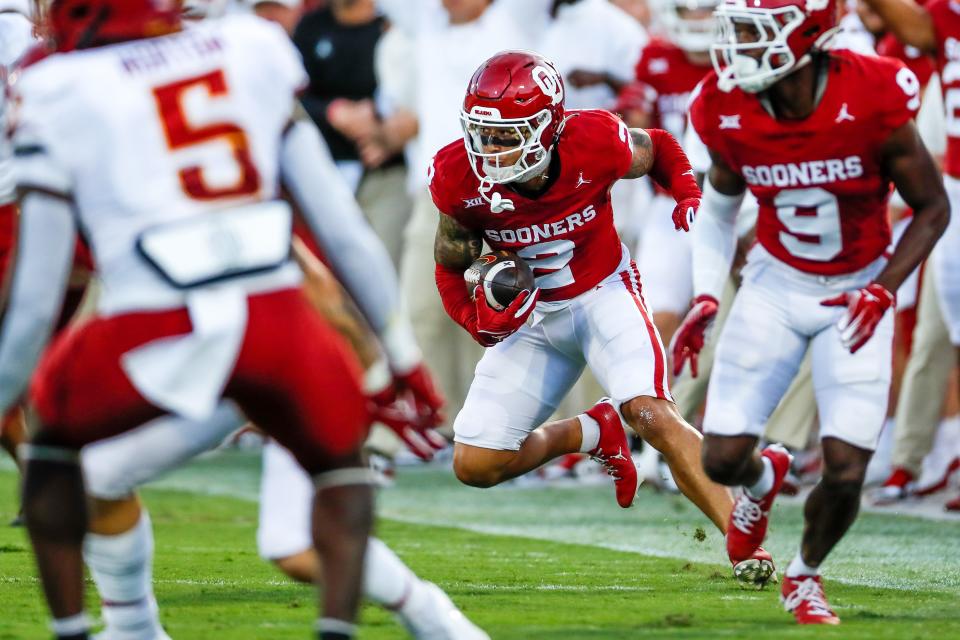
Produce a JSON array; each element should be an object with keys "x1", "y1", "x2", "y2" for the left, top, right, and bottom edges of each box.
[{"x1": 1, "y1": 451, "x2": 959, "y2": 639}]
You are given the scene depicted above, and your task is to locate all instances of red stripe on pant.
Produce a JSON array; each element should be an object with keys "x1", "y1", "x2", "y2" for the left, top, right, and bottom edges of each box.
[
  {"x1": 631, "y1": 261, "x2": 671, "y2": 398},
  {"x1": 619, "y1": 268, "x2": 668, "y2": 400}
]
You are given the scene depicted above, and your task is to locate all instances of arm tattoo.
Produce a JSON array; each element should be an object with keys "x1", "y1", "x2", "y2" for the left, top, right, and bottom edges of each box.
[
  {"x1": 434, "y1": 213, "x2": 483, "y2": 270},
  {"x1": 624, "y1": 129, "x2": 654, "y2": 179}
]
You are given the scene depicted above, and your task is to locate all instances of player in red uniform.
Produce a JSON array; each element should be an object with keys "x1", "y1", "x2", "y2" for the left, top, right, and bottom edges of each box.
[
  {"x1": 629, "y1": 0, "x2": 717, "y2": 349},
  {"x1": 860, "y1": 0, "x2": 960, "y2": 513},
  {"x1": 672, "y1": 0, "x2": 948, "y2": 623},
  {"x1": 430, "y1": 50, "x2": 776, "y2": 587}
]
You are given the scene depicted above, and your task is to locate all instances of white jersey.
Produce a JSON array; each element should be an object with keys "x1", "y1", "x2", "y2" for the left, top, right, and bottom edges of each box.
[
  {"x1": 11, "y1": 14, "x2": 307, "y2": 312},
  {"x1": 0, "y1": 11, "x2": 35, "y2": 204}
]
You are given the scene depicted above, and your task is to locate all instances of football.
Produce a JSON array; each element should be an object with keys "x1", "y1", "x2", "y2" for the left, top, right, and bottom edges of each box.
[{"x1": 464, "y1": 250, "x2": 536, "y2": 311}]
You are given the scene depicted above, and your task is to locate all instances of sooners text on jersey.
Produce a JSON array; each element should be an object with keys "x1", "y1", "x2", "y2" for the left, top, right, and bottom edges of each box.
[
  {"x1": 430, "y1": 109, "x2": 633, "y2": 303},
  {"x1": 690, "y1": 50, "x2": 920, "y2": 275},
  {"x1": 928, "y1": 0, "x2": 960, "y2": 177}
]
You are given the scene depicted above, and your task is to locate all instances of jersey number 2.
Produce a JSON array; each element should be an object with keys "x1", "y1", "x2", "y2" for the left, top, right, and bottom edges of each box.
[
  {"x1": 518, "y1": 240, "x2": 575, "y2": 290},
  {"x1": 153, "y1": 70, "x2": 261, "y2": 201}
]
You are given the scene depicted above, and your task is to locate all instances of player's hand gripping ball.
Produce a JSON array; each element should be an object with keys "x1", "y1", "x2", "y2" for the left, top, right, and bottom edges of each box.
[
  {"x1": 464, "y1": 251, "x2": 540, "y2": 346},
  {"x1": 465, "y1": 250, "x2": 536, "y2": 311}
]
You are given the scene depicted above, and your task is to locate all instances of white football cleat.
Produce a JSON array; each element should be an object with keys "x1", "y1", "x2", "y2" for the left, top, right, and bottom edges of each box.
[
  {"x1": 399, "y1": 582, "x2": 489, "y2": 640},
  {"x1": 93, "y1": 623, "x2": 172, "y2": 640}
]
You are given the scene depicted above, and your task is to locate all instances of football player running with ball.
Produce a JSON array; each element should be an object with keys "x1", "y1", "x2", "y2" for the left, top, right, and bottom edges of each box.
[
  {"x1": 430, "y1": 50, "x2": 773, "y2": 585},
  {"x1": 672, "y1": 0, "x2": 948, "y2": 624}
]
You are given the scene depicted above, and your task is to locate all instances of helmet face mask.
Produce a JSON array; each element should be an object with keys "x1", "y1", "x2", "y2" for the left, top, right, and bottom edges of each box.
[
  {"x1": 710, "y1": 0, "x2": 838, "y2": 93},
  {"x1": 711, "y1": 6, "x2": 802, "y2": 93},
  {"x1": 460, "y1": 108, "x2": 552, "y2": 185}
]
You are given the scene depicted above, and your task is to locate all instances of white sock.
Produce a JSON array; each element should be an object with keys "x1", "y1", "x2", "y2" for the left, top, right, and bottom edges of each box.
[
  {"x1": 83, "y1": 510, "x2": 162, "y2": 635},
  {"x1": 50, "y1": 613, "x2": 92, "y2": 637},
  {"x1": 316, "y1": 617, "x2": 357, "y2": 637},
  {"x1": 745, "y1": 457, "x2": 775, "y2": 500},
  {"x1": 786, "y1": 552, "x2": 820, "y2": 578},
  {"x1": 363, "y1": 537, "x2": 419, "y2": 609},
  {"x1": 578, "y1": 414, "x2": 601, "y2": 453}
]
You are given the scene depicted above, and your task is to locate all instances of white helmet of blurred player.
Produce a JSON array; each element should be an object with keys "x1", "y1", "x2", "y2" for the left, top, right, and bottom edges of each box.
[
  {"x1": 1, "y1": 0, "x2": 33, "y2": 16},
  {"x1": 655, "y1": 0, "x2": 719, "y2": 53},
  {"x1": 182, "y1": 0, "x2": 230, "y2": 19}
]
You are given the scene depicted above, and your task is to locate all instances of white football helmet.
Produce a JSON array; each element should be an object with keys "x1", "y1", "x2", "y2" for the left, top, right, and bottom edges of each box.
[
  {"x1": 1, "y1": 0, "x2": 33, "y2": 16},
  {"x1": 654, "y1": 0, "x2": 720, "y2": 53},
  {"x1": 181, "y1": 0, "x2": 231, "y2": 19}
]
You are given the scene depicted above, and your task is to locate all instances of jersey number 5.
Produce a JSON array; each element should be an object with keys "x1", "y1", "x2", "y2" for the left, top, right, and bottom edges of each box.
[{"x1": 153, "y1": 69, "x2": 261, "y2": 201}]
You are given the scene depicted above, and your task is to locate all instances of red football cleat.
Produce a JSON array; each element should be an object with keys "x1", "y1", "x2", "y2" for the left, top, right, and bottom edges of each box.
[
  {"x1": 586, "y1": 400, "x2": 638, "y2": 509},
  {"x1": 946, "y1": 493, "x2": 960, "y2": 512},
  {"x1": 781, "y1": 575, "x2": 840, "y2": 625},
  {"x1": 726, "y1": 445, "x2": 793, "y2": 563},
  {"x1": 873, "y1": 467, "x2": 915, "y2": 505},
  {"x1": 732, "y1": 546, "x2": 777, "y2": 590}
]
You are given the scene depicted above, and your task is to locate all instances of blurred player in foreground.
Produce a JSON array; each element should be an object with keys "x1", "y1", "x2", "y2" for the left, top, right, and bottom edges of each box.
[
  {"x1": 80, "y1": 247, "x2": 486, "y2": 640},
  {"x1": 430, "y1": 50, "x2": 775, "y2": 587},
  {"x1": 53, "y1": 2, "x2": 482, "y2": 639},
  {"x1": 673, "y1": 0, "x2": 948, "y2": 623},
  {"x1": 5, "y1": 1, "x2": 442, "y2": 638}
]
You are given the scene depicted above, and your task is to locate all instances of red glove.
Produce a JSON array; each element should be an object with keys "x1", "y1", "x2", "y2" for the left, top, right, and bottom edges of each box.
[
  {"x1": 368, "y1": 364, "x2": 447, "y2": 461},
  {"x1": 394, "y1": 363, "x2": 445, "y2": 428},
  {"x1": 670, "y1": 295, "x2": 720, "y2": 378},
  {"x1": 435, "y1": 263, "x2": 539, "y2": 347},
  {"x1": 820, "y1": 283, "x2": 895, "y2": 354},
  {"x1": 471, "y1": 286, "x2": 540, "y2": 346},
  {"x1": 614, "y1": 81, "x2": 655, "y2": 117},
  {"x1": 672, "y1": 197, "x2": 700, "y2": 233},
  {"x1": 646, "y1": 128, "x2": 701, "y2": 232}
]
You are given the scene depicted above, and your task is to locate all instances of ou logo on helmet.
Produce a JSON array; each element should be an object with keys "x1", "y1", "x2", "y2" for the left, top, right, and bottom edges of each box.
[{"x1": 532, "y1": 65, "x2": 564, "y2": 106}]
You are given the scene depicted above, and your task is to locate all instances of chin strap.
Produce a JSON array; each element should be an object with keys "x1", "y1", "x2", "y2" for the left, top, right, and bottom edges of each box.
[{"x1": 478, "y1": 177, "x2": 515, "y2": 214}]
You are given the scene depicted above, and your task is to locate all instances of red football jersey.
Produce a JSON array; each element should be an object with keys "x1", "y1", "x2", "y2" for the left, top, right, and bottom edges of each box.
[
  {"x1": 876, "y1": 34, "x2": 935, "y2": 89},
  {"x1": 928, "y1": 0, "x2": 960, "y2": 177},
  {"x1": 430, "y1": 109, "x2": 633, "y2": 303},
  {"x1": 634, "y1": 38, "x2": 712, "y2": 139},
  {"x1": 690, "y1": 50, "x2": 919, "y2": 276}
]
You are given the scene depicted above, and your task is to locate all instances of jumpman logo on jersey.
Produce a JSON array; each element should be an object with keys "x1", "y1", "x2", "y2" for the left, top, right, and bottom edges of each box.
[
  {"x1": 835, "y1": 103, "x2": 855, "y2": 123},
  {"x1": 719, "y1": 114, "x2": 741, "y2": 129},
  {"x1": 576, "y1": 172, "x2": 592, "y2": 188}
]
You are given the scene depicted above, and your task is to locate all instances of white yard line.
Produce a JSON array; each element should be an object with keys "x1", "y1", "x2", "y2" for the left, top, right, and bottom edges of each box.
[{"x1": 4, "y1": 458, "x2": 957, "y2": 593}]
